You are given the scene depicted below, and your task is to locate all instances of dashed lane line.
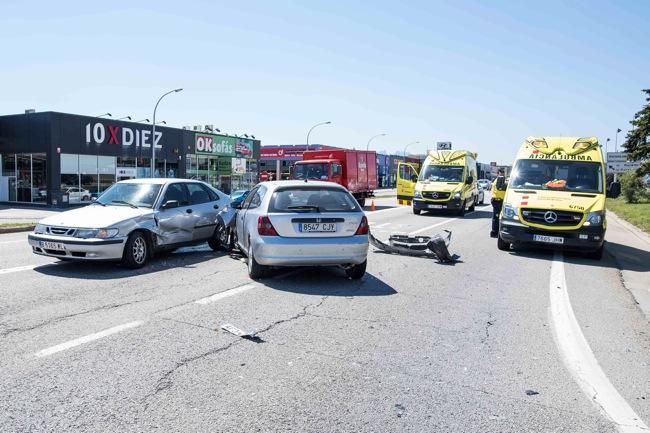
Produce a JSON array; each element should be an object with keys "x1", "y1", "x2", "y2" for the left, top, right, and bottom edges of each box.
[
  {"x1": 409, "y1": 218, "x2": 457, "y2": 235},
  {"x1": 549, "y1": 252, "x2": 649, "y2": 433},
  {"x1": 35, "y1": 321, "x2": 145, "y2": 358},
  {"x1": 194, "y1": 284, "x2": 256, "y2": 304},
  {"x1": 0, "y1": 263, "x2": 57, "y2": 276}
]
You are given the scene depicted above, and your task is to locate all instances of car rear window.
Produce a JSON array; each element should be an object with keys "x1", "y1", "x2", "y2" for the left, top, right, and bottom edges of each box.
[{"x1": 269, "y1": 187, "x2": 361, "y2": 213}]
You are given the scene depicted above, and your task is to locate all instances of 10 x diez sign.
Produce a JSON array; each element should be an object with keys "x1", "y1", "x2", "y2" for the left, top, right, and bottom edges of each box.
[
  {"x1": 85, "y1": 122, "x2": 162, "y2": 149},
  {"x1": 195, "y1": 133, "x2": 236, "y2": 157}
]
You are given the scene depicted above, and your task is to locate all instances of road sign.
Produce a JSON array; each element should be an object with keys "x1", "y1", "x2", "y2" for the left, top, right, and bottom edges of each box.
[
  {"x1": 606, "y1": 152, "x2": 641, "y2": 173},
  {"x1": 437, "y1": 141, "x2": 452, "y2": 150}
]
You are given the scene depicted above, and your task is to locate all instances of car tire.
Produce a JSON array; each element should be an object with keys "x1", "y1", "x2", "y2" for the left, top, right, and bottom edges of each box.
[
  {"x1": 412, "y1": 207, "x2": 421, "y2": 215},
  {"x1": 210, "y1": 223, "x2": 231, "y2": 252},
  {"x1": 345, "y1": 260, "x2": 367, "y2": 279},
  {"x1": 497, "y1": 234, "x2": 510, "y2": 251},
  {"x1": 469, "y1": 198, "x2": 476, "y2": 212},
  {"x1": 480, "y1": 194, "x2": 485, "y2": 205},
  {"x1": 458, "y1": 200, "x2": 466, "y2": 217},
  {"x1": 122, "y1": 232, "x2": 149, "y2": 269},
  {"x1": 82, "y1": 195, "x2": 89, "y2": 201},
  {"x1": 247, "y1": 243, "x2": 267, "y2": 279}
]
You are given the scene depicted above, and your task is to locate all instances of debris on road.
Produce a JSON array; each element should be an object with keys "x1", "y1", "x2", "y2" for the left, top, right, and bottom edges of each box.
[
  {"x1": 525, "y1": 389, "x2": 540, "y2": 396},
  {"x1": 369, "y1": 230, "x2": 458, "y2": 263},
  {"x1": 221, "y1": 323, "x2": 265, "y2": 343}
]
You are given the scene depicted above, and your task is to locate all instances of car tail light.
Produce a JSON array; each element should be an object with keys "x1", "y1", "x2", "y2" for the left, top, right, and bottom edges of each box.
[
  {"x1": 355, "y1": 215, "x2": 369, "y2": 235},
  {"x1": 258, "y1": 216, "x2": 279, "y2": 236}
]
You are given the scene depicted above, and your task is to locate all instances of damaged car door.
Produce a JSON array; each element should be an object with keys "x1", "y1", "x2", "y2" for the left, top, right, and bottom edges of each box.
[{"x1": 156, "y1": 182, "x2": 195, "y2": 245}]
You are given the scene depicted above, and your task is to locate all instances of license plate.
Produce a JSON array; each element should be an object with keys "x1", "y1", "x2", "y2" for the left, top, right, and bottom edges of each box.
[
  {"x1": 427, "y1": 204, "x2": 444, "y2": 209},
  {"x1": 299, "y1": 223, "x2": 336, "y2": 232},
  {"x1": 533, "y1": 234, "x2": 564, "y2": 244},
  {"x1": 40, "y1": 241, "x2": 66, "y2": 251}
]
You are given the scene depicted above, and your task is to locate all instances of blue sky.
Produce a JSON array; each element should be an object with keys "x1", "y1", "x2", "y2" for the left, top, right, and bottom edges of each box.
[{"x1": 1, "y1": 0, "x2": 648, "y2": 164}]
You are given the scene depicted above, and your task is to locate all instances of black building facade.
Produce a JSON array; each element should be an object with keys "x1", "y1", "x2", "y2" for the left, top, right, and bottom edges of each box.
[{"x1": 0, "y1": 111, "x2": 261, "y2": 205}]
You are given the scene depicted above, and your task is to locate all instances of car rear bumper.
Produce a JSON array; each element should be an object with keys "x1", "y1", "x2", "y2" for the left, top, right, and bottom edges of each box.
[
  {"x1": 413, "y1": 198, "x2": 462, "y2": 210},
  {"x1": 251, "y1": 235, "x2": 369, "y2": 266},
  {"x1": 499, "y1": 220, "x2": 605, "y2": 251},
  {"x1": 28, "y1": 234, "x2": 126, "y2": 260}
]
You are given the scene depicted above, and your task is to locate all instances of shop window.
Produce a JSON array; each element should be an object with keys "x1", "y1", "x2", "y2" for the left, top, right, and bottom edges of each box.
[
  {"x1": 2, "y1": 154, "x2": 16, "y2": 176},
  {"x1": 32, "y1": 154, "x2": 47, "y2": 203},
  {"x1": 99, "y1": 156, "x2": 116, "y2": 193},
  {"x1": 197, "y1": 156, "x2": 209, "y2": 171},
  {"x1": 17, "y1": 154, "x2": 31, "y2": 202},
  {"x1": 79, "y1": 155, "x2": 98, "y2": 196},
  {"x1": 166, "y1": 162, "x2": 178, "y2": 178}
]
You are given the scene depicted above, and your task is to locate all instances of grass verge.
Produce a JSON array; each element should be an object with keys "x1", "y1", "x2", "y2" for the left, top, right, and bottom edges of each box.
[{"x1": 606, "y1": 198, "x2": 650, "y2": 234}]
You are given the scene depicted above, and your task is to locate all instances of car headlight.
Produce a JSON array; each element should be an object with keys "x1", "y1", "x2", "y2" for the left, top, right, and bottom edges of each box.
[
  {"x1": 584, "y1": 210, "x2": 604, "y2": 226},
  {"x1": 502, "y1": 204, "x2": 519, "y2": 220},
  {"x1": 453, "y1": 192, "x2": 461, "y2": 199},
  {"x1": 34, "y1": 224, "x2": 46, "y2": 234},
  {"x1": 414, "y1": 190, "x2": 422, "y2": 198},
  {"x1": 76, "y1": 228, "x2": 119, "y2": 239}
]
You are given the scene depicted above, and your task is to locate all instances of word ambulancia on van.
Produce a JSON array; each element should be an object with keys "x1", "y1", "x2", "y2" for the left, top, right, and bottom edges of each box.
[
  {"x1": 497, "y1": 136, "x2": 609, "y2": 259},
  {"x1": 396, "y1": 150, "x2": 480, "y2": 216}
]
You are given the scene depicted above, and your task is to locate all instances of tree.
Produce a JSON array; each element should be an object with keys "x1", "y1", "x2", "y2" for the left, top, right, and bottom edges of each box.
[{"x1": 623, "y1": 89, "x2": 650, "y2": 176}]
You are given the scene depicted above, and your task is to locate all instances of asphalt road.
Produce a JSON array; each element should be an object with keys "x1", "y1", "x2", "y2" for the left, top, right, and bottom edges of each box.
[{"x1": 1, "y1": 196, "x2": 649, "y2": 432}]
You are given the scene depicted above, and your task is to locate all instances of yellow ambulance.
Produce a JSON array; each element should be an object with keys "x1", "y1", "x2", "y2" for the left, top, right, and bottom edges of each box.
[
  {"x1": 397, "y1": 150, "x2": 479, "y2": 216},
  {"x1": 498, "y1": 136, "x2": 607, "y2": 259}
]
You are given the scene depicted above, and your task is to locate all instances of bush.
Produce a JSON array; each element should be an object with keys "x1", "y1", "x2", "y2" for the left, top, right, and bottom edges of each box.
[{"x1": 620, "y1": 171, "x2": 650, "y2": 203}]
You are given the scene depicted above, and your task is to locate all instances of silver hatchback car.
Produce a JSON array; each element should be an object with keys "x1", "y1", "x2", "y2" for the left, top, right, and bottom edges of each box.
[
  {"x1": 235, "y1": 180, "x2": 369, "y2": 279},
  {"x1": 28, "y1": 179, "x2": 229, "y2": 268}
]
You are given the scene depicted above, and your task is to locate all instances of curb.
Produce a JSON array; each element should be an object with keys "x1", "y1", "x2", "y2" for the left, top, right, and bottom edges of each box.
[{"x1": 0, "y1": 225, "x2": 36, "y2": 234}]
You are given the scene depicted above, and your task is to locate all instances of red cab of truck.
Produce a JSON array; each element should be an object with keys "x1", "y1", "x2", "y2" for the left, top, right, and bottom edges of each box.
[{"x1": 291, "y1": 149, "x2": 377, "y2": 206}]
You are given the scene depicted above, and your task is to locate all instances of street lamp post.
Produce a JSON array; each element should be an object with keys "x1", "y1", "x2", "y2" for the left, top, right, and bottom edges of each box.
[
  {"x1": 615, "y1": 128, "x2": 622, "y2": 152},
  {"x1": 403, "y1": 141, "x2": 420, "y2": 159},
  {"x1": 306, "y1": 121, "x2": 332, "y2": 151},
  {"x1": 151, "y1": 88, "x2": 182, "y2": 178},
  {"x1": 366, "y1": 133, "x2": 387, "y2": 151}
]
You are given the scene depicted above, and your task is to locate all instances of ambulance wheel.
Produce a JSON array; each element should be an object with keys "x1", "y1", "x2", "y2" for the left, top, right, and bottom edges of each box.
[
  {"x1": 458, "y1": 200, "x2": 466, "y2": 217},
  {"x1": 469, "y1": 198, "x2": 476, "y2": 212},
  {"x1": 586, "y1": 244, "x2": 604, "y2": 260},
  {"x1": 497, "y1": 234, "x2": 510, "y2": 251},
  {"x1": 412, "y1": 207, "x2": 421, "y2": 215}
]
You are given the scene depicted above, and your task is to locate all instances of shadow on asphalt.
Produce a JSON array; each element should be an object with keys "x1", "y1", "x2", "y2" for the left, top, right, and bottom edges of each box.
[
  {"x1": 33, "y1": 245, "x2": 226, "y2": 279},
  {"x1": 259, "y1": 267, "x2": 398, "y2": 297},
  {"x1": 411, "y1": 204, "x2": 492, "y2": 219},
  {"x1": 364, "y1": 205, "x2": 401, "y2": 211},
  {"x1": 502, "y1": 241, "x2": 650, "y2": 273}
]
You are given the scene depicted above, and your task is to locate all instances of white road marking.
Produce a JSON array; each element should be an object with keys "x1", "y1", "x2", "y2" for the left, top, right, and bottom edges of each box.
[
  {"x1": 549, "y1": 253, "x2": 649, "y2": 433},
  {"x1": 195, "y1": 284, "x2": 255, "y2": 305},
  {"x1": 409, "y1": 218, "x2": 456, "y2": 235},
  {"x1": 34, "y1": 321, "x2": 144, "y2": 358},
  {"x1": 0, "y1": 263, "x2": 56, "y2": 275}
]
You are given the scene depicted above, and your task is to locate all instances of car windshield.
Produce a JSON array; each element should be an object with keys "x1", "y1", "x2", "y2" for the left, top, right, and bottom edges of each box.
[
  {"x1": 419, "y1": 165, "x2": 464, "y2": 182},
  {"x1": 293, "y1": 163, "x2": 329, "y2": 180},
  {"x1": 510, "y1": 160, "x2": 603, "y2": 193},
  {"x1": 97, "y1": 183, "x2": 162, "y2": 208},
  {"x1": 269, "y1": 187, "x2": 361, "y2": 213}
]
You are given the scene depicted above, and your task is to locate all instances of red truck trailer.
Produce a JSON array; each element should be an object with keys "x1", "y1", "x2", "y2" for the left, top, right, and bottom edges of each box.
[{"x1": 291, "y1": 149, "x2": 377, "y2": 206}]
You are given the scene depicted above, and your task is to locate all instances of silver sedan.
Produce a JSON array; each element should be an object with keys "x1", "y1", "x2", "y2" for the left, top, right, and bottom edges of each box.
[
  {"x1": 28, "y1": 179, "x2": 229, "y2": 268},
  {"x1": 234, "y1": 180, "x2": 369, "y2": 279}
]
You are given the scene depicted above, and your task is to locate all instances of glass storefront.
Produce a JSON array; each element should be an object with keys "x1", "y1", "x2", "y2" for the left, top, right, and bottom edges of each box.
[{"x1": 0, "y1": 153, "x2": 47, "y2": 203}]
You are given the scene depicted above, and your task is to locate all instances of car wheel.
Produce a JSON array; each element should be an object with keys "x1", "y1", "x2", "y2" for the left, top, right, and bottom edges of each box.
[
  {"x1": 209, "y1": 223, "x2": 231, "y2": 252},
  {"x1": 479, "y1": 194, "x2": 485, "y2": 205},
  {"x1": 458, "y1": 200, "x2": 466, "y2": 217},
  {"x1": 82, "y1": 195, "x2": 89, "y2": 201},
  {"x1": 469, "y1": 198, "x2": 476, "y2": 212},
  {"x1": 247, "y1": 242, "x2": 267, "y2": 279},
  {"x1": 345, "y1": 260, "x2": 367, "y2": 279},
  {"x1": 497, "y1": 234, "x2": 510, "y2": 251},
  {"x1": 412, "y1": 207, "x2": 421, "y2": 215},
  {"x1": 122, "y1": 232, "x2": 149, "y2": 268}
]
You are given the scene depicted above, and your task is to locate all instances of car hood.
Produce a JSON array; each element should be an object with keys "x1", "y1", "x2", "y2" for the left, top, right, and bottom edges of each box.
[
  {"x1": 506, "y1": 189, "x2": 604, "y2": 213},
  {"x1": 419, "y1": 181, "x2": 463, "y2": 193},
  {"x1": 39, "y1": 205, "x2": 154, "y2": 228}
]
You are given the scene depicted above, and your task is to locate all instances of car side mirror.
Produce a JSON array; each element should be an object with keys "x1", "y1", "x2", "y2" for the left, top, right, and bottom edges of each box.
[
  {"x1": 231, "y1": 201, "x2": 243, "y2": 210},
  {"x1": 410, "y1": 174, "x2": 418, "y2": 183},
  {"x1": 466, "y1": 176, "x2": 474, "y2": 184},
  {"x1": 91, "y1": 197, "x2": 97, "y2": 202},
  {"x1": 607, "y1": 182, "x2": 621, "y2": 199},
  {"x1": 162, "y1": 200, "x2": 179, "y2": 210}
]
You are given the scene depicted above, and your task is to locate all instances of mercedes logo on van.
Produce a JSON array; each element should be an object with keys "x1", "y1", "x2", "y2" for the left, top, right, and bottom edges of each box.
[
  {"x1": 544, "y1": 211, "x2": 558, "y2": 224},
  {"x1": 431, "y1": 192, "x2": 439, "y2": 198}
]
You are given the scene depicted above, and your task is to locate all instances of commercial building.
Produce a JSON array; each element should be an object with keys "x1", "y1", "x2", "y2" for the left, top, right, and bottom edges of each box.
[{"x1": 0, "y1": 111, "x2": 260, "y2": 205}]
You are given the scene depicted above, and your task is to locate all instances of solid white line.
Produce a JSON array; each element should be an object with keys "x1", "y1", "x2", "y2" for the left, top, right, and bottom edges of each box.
[
  {"x1": 34, "y1": 321, "x2": 144, "y2": 358},
  {"x1": 0, "y1": 263, "x2": 55, "y2": 275},
  {"x1": 195, "y1": 284, "x2": 255, "y2": 305},
  {"x1": 409, "y1": 218, "x2": 456, "y2": 235},
  {"x1": 549, "y1": 253, "x2": 649, "y2": 433}
]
